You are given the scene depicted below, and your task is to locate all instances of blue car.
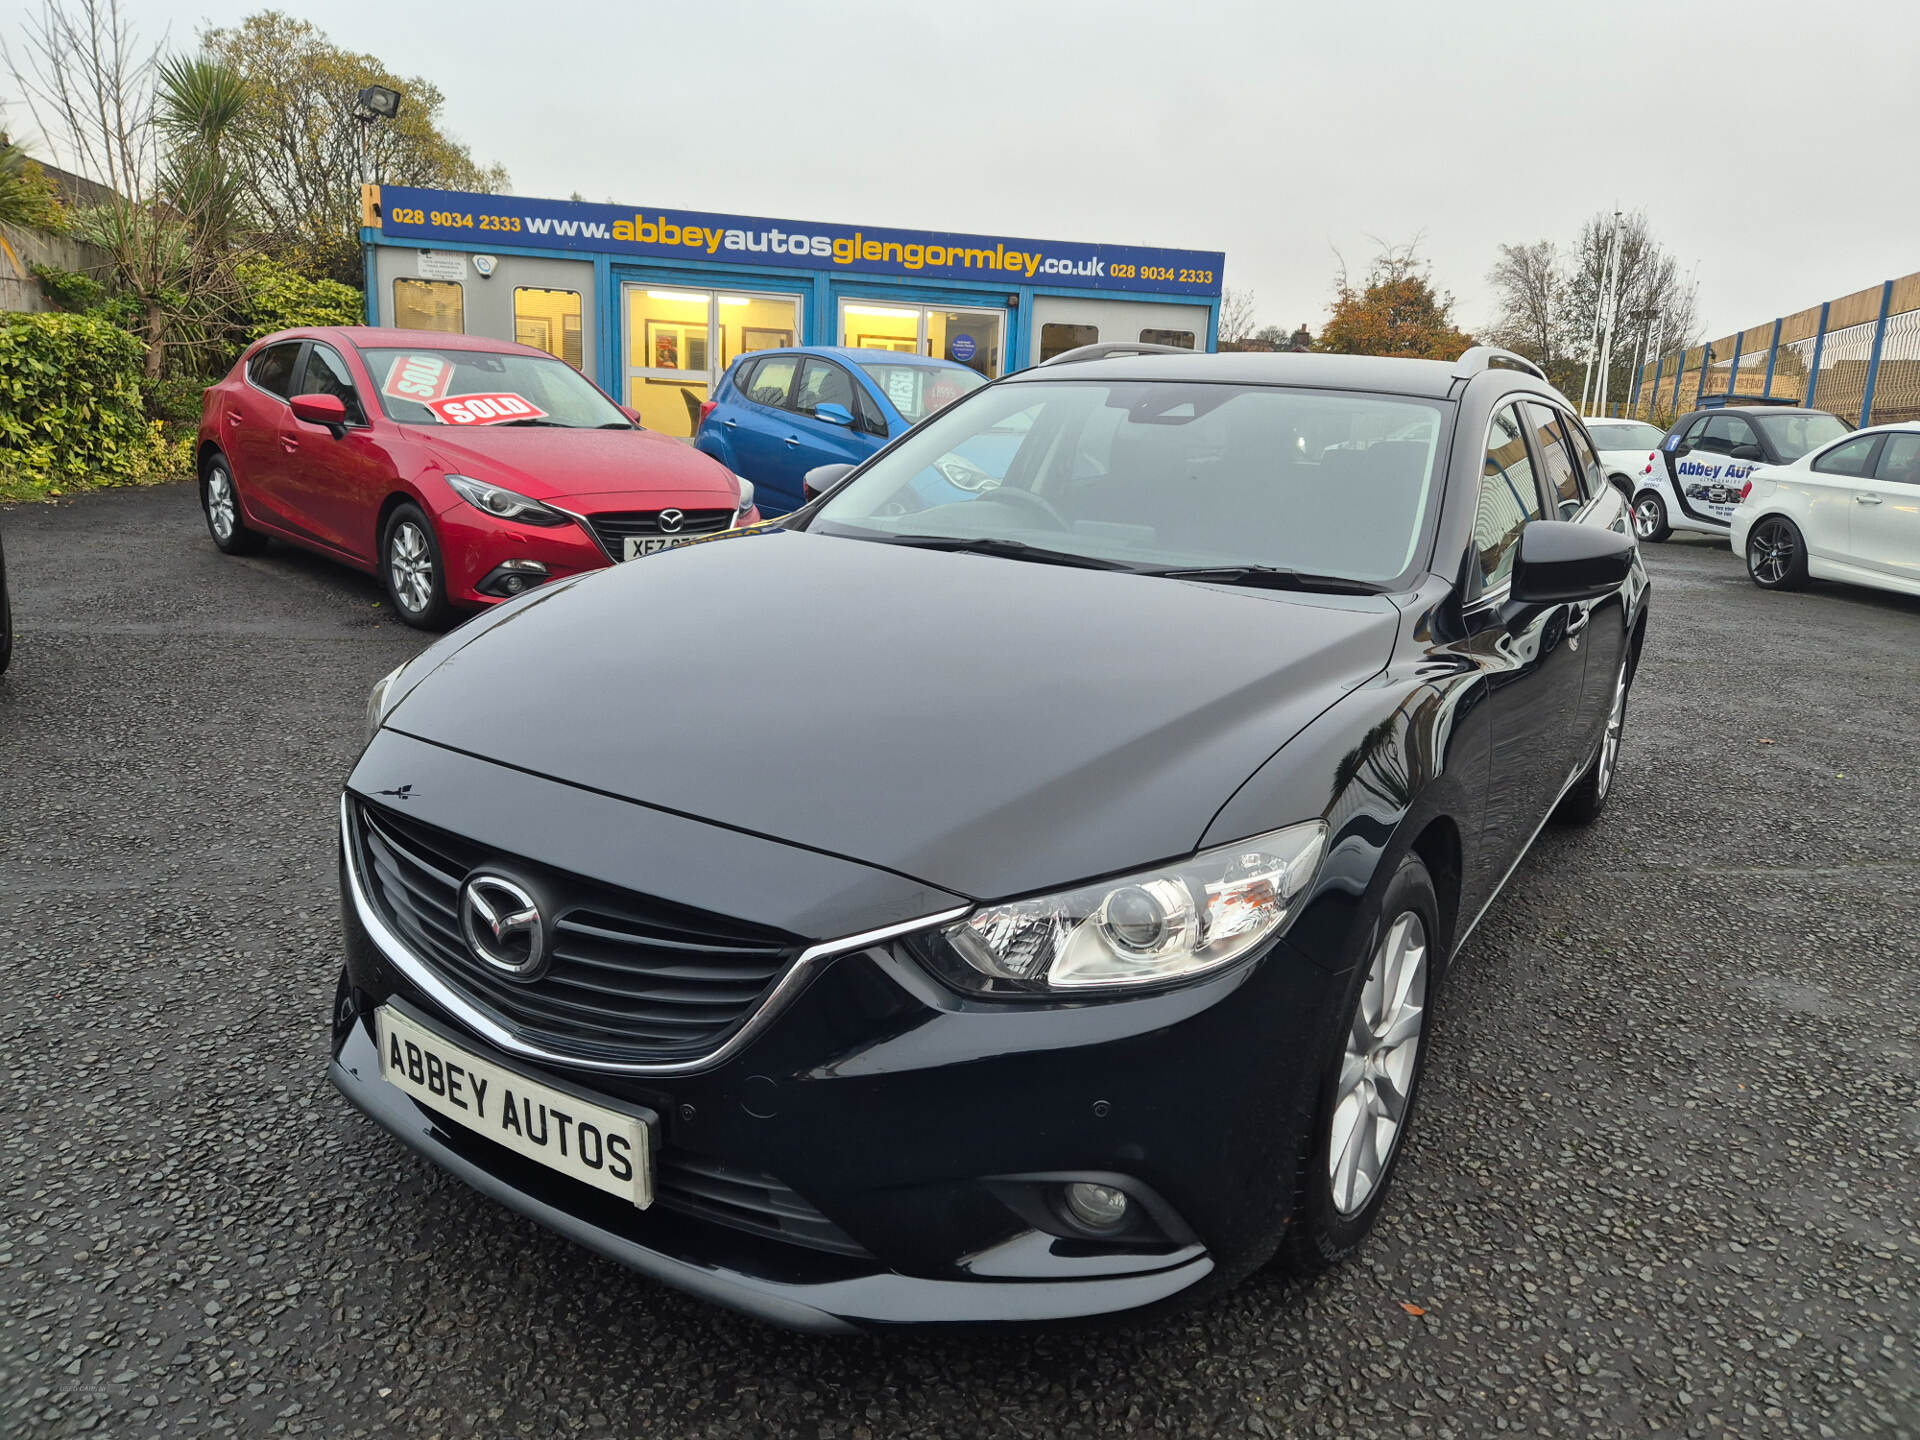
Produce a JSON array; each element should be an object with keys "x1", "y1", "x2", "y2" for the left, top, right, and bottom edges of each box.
[{"x1": 695, "y1": 347, "x2": 987, "y2": 515}]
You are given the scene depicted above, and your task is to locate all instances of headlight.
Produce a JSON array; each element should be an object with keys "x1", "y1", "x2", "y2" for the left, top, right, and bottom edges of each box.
[
  {"x1": 733, "y1": 474, "x2": 755, "y2": 520},
  {"x1": 446, "y1": 474, "x2": 570, "y2": 527},
  {"x1": 923, "y1": 821, "x2": 1327, "y2": 996},
  {"x1": 365, "y1": 662, "x2": 407, "y2": 741}
]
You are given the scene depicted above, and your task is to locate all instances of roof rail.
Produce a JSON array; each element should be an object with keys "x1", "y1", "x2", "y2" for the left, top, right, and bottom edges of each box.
[
  {"x1": 1451, "y1": 346, "x2": 1547, "y2": 383},
  {"x1": 1039, "y1": 341, "x2": 1192, "y2": 367}
]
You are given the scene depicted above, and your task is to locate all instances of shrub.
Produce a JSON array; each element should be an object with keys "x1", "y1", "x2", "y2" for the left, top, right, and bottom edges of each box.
[
  {"x1": 0, "y1": 311, "x2": 173, "y2": 500},
  {"x1": 237, "y1": 253, "x2": 362, "y2": 340}
]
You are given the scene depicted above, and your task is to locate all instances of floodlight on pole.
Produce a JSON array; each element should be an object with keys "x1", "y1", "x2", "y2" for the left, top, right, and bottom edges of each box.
[{"x1": 352, "y1": 85, "x2": 404, "y2": 190}]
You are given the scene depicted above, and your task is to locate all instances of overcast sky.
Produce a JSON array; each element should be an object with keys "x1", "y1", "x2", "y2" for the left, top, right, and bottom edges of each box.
[{"x1": 14, "y1": 0, "x2": 1920, "y2": 343}]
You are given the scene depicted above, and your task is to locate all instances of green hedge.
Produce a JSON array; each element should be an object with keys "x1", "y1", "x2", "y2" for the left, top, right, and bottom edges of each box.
[
  {"x1": 238, "y1": 254, "x2": 363, "y2": 340},
  {"x1": 0, "y1": 312, "x2": 171, "y2": 500}
]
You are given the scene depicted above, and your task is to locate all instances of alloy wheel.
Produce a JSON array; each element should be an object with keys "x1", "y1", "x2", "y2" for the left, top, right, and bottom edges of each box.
[
  {"x1": 389, "y1": 521, "x2": 434, "y2": 614},
  {"x1": 1329, "y1": 911, "x2": 1428, "y2": 1216},
  {"x1": 1595, "y1": 656, "x2": 1629, "y2": 800},
  {"x1": 1632, "y1": 497, "x2": 1662, "y2": 540},
  {"x1": 206, "y1": 466, "x2": 237, "y2": 542},
  {"x1": 1749, "y1": 519, "x2": 1795, "y2": 586}
]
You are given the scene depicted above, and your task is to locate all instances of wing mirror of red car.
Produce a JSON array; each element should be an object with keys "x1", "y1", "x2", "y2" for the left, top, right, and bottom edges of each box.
[{"x1": 289, "y1": 393, "x2": 349, "y2": 437}]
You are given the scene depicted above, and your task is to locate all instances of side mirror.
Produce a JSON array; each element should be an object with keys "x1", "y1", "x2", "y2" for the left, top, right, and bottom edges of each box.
[
  {"x1": 1730, "y1": 443, "x2": 1762, "y2": 462},
  {"x1": 1511, "y1": 520, "x2": 1634, "y2": 605},
  {"x1": 290, "y1": 393, "x2": 348, "y2": 435},
  {"x1": 811, "y1": 402, "x2": 854, "y2": 427},
  {"x1": 622, "y1": 405, "x2": 643, "y2": 425},
  {"x1": 802, "y1": 462, "x2": 855, "y2": 501}
]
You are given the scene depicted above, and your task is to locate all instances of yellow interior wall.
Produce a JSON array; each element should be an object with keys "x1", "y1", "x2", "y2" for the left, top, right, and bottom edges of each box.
[{"x1": 514, "y1": 287, "x2": 583, "y2": 368}]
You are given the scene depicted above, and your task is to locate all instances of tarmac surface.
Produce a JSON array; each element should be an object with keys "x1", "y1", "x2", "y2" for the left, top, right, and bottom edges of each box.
[{"x1": 2, "y1": 482, "x2": 1916, "y2": 1438}]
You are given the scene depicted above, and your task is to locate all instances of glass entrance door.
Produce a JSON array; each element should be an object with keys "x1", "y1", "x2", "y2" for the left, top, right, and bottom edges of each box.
[
  {"x1": 837, "y1": 301, "x2": 1004, "y2": 379},
  {"x1": 623, "y1": 286, "x2": 802, "y2": 436}
]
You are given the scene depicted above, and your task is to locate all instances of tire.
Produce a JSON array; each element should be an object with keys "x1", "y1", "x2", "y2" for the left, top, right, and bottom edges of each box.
[
  {"x1": 1631, "y1": 490, "x2": 1671, "y2": 543},
  {"x1": 1745, "y1": 515, "x2": 1810, "y2": 591},
  {"x1": 1277, "y1": 854, "x2": 1441, "y2": 1277},
  {"x1": 1556, "y1": 647, "x2": 1631, "y2": 824},
  {"x1": 381, "y1": 503, "x2": 455, "y2": 630},
  {"x1": 201, "y1": 452, "x2": 267, "y2": 555}
]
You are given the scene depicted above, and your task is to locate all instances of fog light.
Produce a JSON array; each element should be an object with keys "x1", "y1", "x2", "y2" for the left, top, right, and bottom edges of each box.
[
  {"x1": 1063, "y1": 1182, "x2": 1130, "y2": 1230},
  {"x1": 504, "y1": 576, "x2": 526, "y2": 594}
]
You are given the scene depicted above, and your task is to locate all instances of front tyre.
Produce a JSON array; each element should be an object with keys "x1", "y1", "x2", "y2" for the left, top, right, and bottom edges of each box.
[
  {"x1": 1278, "y1": 855, "x2": 1439, "y2": 1277},
  {"x1": 202, "y1": 453, "x2": 267, "y2": 555},
  {"x1": 382, "y1": 503, "x2": 454, "y2": 630},
  {"x1": 1631, "y1": 490, "x2": 1671, "y2": 543},
  {"x1": 1746, "y1": 515, "x2": 1809, "y2": 591},
  {"x1": 1557, "y1": 649, "x2": 1630, "y2": 824}
]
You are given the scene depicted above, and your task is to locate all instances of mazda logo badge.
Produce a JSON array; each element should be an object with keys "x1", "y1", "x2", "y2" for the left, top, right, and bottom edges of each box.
[
  {"x1": 658, "y1": 508, "x2": 685, "y2": 533},
  {"x1": 459, "y1": 873, "x2": 547, "y2": 979}
]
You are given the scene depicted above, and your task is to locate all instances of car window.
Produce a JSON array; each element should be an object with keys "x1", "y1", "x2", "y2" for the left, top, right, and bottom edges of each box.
[
  {"x1": 743, "y1": 356, "x2": 799, "y2": 410},
  {"x1": 1523, "y1": 402, "x2": 1584, "y2": 517},
  {"x1": 296, "y1": 343, "x2": 367, "y2": 425},
  {"x1": 1475, "y1": 404, "x2": 1545, "y2": 595},
  {"x1": 1811, "y1": 434, "x2": 1883, "y2": 478},
  {"x1": 812, "y1": 381, "x2": 1448, "y2": 583},
  {"x1": 1752, "y1": 411, "x2": 1849, "y2": 461},
  {"x1": 795, "y1": 359, "x2": 857, "y2": 417},
  {"x1": 1877, "y1": 433, "x2": 1920, "y2": 485},
  {"x1": 248, "y1": 342, "x2": 301, "y2": 399},
  {"x1": 360, "y1": 347, "x2": 631, "y2": 428},
  {"x1": 1701, "y1": 414, "x2": 1758, "y2": 454},
  {"x1": 1560, "y1": 415, "x2": 1608, "y2": 498},
  {"x1": 856, "y1": 362, "x2": 987, "y2": 423},
  {"x1": 1589, "y1": 420, "x2": 1665, "y2": 451},
  {"x1": 1676, "y1": 416, "x2": 1709, "y2": 450}
]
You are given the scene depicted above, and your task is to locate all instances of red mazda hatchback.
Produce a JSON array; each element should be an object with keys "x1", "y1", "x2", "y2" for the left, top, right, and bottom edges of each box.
[{"x1": 196, "y1": 328, "x2": 757, "y2": 627}]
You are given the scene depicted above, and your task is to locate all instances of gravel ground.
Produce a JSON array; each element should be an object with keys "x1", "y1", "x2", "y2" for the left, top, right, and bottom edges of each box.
[{"x1": 2, "y1": 482, "x2": 1916, "y2": 1440}]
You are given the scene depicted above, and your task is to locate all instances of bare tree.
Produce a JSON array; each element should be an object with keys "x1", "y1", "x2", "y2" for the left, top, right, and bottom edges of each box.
[
  {"x1": 1484, "y1": 240, "x2": 1567, "y2": 381},
  {"x1": 4, "y1": 0, "x2": 246, "y2": 376},
  {"x1": 1217, "y1": 286, "x2": 1258, "y2": 345}
]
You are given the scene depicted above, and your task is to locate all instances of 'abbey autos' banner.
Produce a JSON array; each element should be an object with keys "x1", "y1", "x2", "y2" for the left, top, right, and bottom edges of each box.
[{"x1": 375, "y1": 187, "x2": 1225, "y2": 299}]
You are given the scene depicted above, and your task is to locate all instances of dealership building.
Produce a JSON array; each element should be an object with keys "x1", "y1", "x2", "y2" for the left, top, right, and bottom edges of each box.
[{"x1": 359, "y1": 184, "x2": 1226, "y2": 436}]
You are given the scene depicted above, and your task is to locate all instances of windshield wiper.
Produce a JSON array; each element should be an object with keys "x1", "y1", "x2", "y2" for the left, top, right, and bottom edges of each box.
[
  {"x1": 1143, "y1": 564, "x2": 1388, "y2": 595},
  {"x1": 499, "y1": 418, "x2": 565, "y2": 427},
  {"x1": 595, "y1": 421, "x2": 635, "y2": 429},
  {"x1": 875, "y1": 534, "x2": 1141, "y2": 571}
]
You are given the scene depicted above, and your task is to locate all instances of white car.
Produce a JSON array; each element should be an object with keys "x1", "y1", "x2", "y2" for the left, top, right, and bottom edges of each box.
[
  {"x1": 1729, "y1": 420, "x2": 1920, "y2": 597},
  {"x1": 1629, "y1": 406, "x2": 1852, "y2": 544},
  {"x1": 1581, "y1": 418, "x2": 1667, "y2": 496}
]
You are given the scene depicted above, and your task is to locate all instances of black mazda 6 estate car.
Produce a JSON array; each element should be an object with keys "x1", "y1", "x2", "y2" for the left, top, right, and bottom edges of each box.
[{"x1": 331, "y1": 345, "x2": 1651, "y2": 1332}]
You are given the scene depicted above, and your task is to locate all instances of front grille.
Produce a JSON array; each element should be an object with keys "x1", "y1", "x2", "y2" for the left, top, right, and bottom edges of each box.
[
  {"x1": 586, "y1": 509, "x2": 734, "y2": 555},
  {"x1": 656, "y1": 1154, "x2": 868, "y2": 1257},
  {"x1": 355, "y1": 801, "x2": 797, "y2": 1064}
]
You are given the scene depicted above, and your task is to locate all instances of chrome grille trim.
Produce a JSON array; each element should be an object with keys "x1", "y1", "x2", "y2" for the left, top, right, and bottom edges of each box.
[{"x1": 339, "y1": 793, "x2": 969, "y2": 1077}]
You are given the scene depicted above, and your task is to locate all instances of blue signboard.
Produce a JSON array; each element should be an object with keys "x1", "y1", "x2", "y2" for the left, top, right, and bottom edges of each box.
[
  {"x1": 950, "y1": 334, "x2": 977, "y2": 362},
  {"x1": 376, "y1": 186, "x2": 1224, "y2": 299}
]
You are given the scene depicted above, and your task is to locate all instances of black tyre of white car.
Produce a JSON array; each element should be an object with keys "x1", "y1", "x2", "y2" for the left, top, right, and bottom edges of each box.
[
  {"x1": 1631, "y1": 490, "x2": 1671, "y2": 543},
  {"x1": 382, "y1": 503, "x2": 455, "y2": 630},
  {"x1": 1557, "y1": 648, "x2": 1631, "y2": 824},
  {"x1": 201, "y1": 451, "x2": 267, "y2": 555},
  {"x1": 1278, "y1": 853, "x2": 1439, "y2": 1277},
  {"x1": 1746, "y1": 515, "x2": 1810, "y2": 591}
]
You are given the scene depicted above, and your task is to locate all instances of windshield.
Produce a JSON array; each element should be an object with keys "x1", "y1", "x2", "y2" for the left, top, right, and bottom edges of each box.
[
  {"x1": 1587, "y1": 420, "x2": 1664, "y2": 450},
  {"x1": 858, "y1": 362, "x2": 987, "y2": 423},
  {"x1": 1754, "y1": 411, "x2": 1850, "y2": 461},
  {"x1": 808, "y1": 380, "x2": 1448, "y2": 583},
  {"x1": 361, "y1": 348, "x2": 631, "y2": 429}
]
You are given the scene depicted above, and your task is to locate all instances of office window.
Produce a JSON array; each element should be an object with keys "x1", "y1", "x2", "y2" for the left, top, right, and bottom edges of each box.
[
  {"x1": 393, "y1": 279, "x2": 464, "y2": 333},
  {"x1": 1140, "y1": 328, "x2": 1196, "y2": 349},
  {"x1": 514, "y1": 287, "x2": 583, "y2": 368},
  {"x1": 1040, "y1": 322, "x2": 1097, "y2": 362}
]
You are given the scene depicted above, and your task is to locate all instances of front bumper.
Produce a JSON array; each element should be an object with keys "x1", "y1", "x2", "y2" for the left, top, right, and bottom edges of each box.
[{"x1": 332, "y1": 732, "x2": 1344, "y2": 1329}]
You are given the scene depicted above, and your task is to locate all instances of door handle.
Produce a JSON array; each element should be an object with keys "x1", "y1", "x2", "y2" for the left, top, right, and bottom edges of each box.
[
  {"x1": 225, "y1": 411, "x2": 242, "y2": 427},
  {"x1": 1855, "y1": 493, "x2": 1883, "y2": 504},
  {"x1": 280, "y1": 438, "x2": 300, "y2": 453},
  {"x1": 784, "y1": 436, "x2": 800, "y2": 447},
  {"x1": 723, "y1": 418, "x2": 738, "y2": 428}
]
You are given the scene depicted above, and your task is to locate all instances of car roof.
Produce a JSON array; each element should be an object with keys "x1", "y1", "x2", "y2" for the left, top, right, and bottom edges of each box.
[
  {"x1": 257, "y1": 326, "x2": 558, "y2": 358},
  {"x1": 1021, "y1": 350, "x2": 1472, "y2": 399},
  {"x1": 738, "y1": 345, "x2": 969, "y2": 369},
  {"x1": 1682, "y1": 406, "x2": 1832, "y2": 419}
]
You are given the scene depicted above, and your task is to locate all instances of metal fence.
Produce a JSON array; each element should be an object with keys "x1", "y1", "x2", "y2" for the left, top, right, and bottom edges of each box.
[{"x1": 1624, "y1": 271, "x2": 1920, "y2": 429}]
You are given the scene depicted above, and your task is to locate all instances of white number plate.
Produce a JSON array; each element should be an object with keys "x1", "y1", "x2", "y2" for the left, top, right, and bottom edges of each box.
[
  {"x1": 622, "y1": 535, "x2": 695, "y2": 561},
  {"x1": 375, "y1": 1005, "x2": 653, "y2": 1207}
]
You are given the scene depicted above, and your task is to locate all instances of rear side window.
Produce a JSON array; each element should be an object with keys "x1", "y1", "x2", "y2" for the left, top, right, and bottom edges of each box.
[
  {"x1": 1522, "y1": 401, "x2": 1583, "y2": 517},
  {"x1": 743, "y1": 356, "x2": 799, "y2": 409},
  {"x1": 1561, "y1": 416, "x2": 1608, "y2": 498},
  {"x1": 247, "y1": 343, "x2": 301, "y2": 398},
  {"x1": 1140, "y1": 328, "x2": 1196, "y2": 349},
  {"x1": 1878, "y1": 433, "x2": 1920, "y2": 485},
  {"x1": 1474, "y1": 404, "x2": 1545, "y2": 594},
  {"x1": 1811, "y1": 434, "x2": 1882, "y2": 478}
]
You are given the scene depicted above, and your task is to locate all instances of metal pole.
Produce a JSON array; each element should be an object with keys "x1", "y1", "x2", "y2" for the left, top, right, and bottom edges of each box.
[
  {"x1": 1596, "y1": 221, "x2": 1624, "y2": 414},
  {"x1": 1726, "y1": 333, "x2": 1742, "y2": 400},
  {"x1": 1761, "y1": 317, "x2": 1782, "y2": 399},
  {"x1": 1805, "y1": 301, "x2": 1830, "y2": 409},
  {"x1": 1858, "y1": 279, "x2": 1895, "y2": 427},
  {"x1": 1579, "y1": 215, "x2": 1621, "y2": 413}
]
